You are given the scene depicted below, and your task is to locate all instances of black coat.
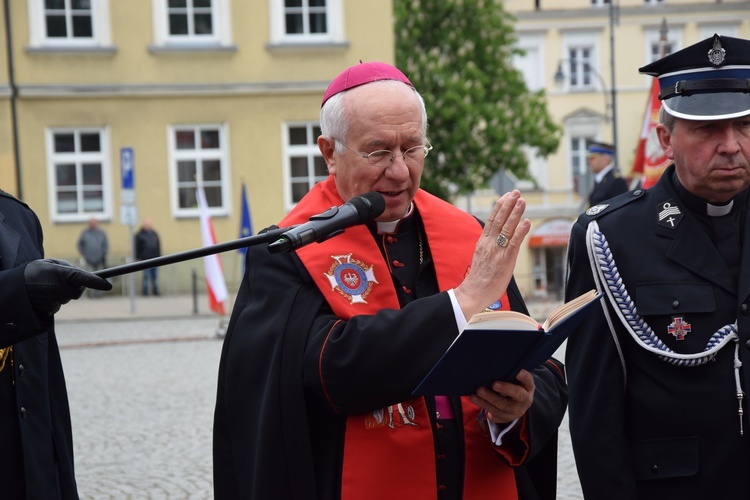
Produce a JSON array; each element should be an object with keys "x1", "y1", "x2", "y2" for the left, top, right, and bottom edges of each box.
[
  {"x1": 0, "y1": 191, "x2": 78, "y2": 499},
  {"x1": 565, "y1": 165, "x2": 750, "y2": 499},
  {"x1": 588, "y1": 168, "x2": 628, "y2": 207},
  {"x1": 214, "y1": 211, "x2": 568, "y2": 500}
]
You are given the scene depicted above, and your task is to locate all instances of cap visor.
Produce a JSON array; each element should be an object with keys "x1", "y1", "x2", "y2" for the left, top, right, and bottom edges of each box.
[{"x1": 663, "y1": 92, "x2": 750, "y2": 120}]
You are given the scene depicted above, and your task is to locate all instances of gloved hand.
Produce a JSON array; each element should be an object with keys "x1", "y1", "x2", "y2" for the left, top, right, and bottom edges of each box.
[{"x1": 24, "y1": 259, "x2": 113, "y2": 316}]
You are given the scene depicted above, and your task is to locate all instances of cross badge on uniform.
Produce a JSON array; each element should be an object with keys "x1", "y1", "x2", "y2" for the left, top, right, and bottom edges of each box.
[{"x1": 668, "y1": 317, "x2": 691, "y2": 341}]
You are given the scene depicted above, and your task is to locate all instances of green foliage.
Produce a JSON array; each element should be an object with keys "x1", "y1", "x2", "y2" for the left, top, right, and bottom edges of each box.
[{"x1": 395, "y1": 0, "x2": 561, "y2": 200}]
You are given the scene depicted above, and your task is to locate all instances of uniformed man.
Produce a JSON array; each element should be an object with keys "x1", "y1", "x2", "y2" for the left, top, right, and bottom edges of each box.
[
  {"x1": 565, "y1": 33, "x2": 750, "y2": 499},
  {"x1": 586, "y1": 141, "x2": 628, "y2": 207},
  {"x1": 1, "y1": 188, "x2": 111, "y2": 498}
]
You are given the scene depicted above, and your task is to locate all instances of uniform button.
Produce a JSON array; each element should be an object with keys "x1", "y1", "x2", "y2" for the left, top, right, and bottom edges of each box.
[
  {"x1": 745, "y1": 340, "x2": 750, "y2": 351},
  {"x1": 741, "y1": 303, "x2": 750, "y2": 315},
  {"x1": 386, "y1": 236, "x2": 397, "y2": 244},
  {"x1": 392, "y1": 260, "x2": 405, "y2": 268},
  {"x1": 20, "y1": 407, "x2": 27, "y2": 419},
  {"x1": 651, "y1": 464, "x2": 659, "y2": 475},
  {"x1": 4, "y1": 323, "x2": 18, "y2": 331},
  {"x1": 671, "y1": 300, "x2": 679, "y2": 309},
  {"x1": 402, "y1": 286, "x2": 412, "y2": 294},
  {"x1": 633, "y1": 189, "x2": 643, "y2": 196},
  {"x1": 18, "y1": 364, "x2": 25, "y2": 376}
]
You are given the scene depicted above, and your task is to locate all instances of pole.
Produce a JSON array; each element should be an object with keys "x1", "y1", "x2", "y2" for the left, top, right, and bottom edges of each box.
[
  {"x1": 609, "y1": 0, "x2": 619, "y2": 170},
  {"x1": 94, "y1": 227, "x2": 290, "y2": 279}
]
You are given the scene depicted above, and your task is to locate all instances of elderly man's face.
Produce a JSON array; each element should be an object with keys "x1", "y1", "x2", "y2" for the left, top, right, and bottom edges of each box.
[
  {"x1": 322, "y1": 82, "x2": 425, "y2": 222},
  {"x1": 657, "y1": 116, "x2": 750, "y2": 203}
]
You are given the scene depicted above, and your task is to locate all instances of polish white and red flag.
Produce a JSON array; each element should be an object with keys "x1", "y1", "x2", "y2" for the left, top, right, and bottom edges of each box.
[
  {"x1": 630, "y1": 79, "x2": 670, "y2": 189},
  {"x1": 196, "y1": 185, "x2": 228, "y2": 315}
]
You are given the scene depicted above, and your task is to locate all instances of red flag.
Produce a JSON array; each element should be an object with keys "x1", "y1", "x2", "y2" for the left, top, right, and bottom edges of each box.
[
  {"x1": 197, "y1": 185, "x2": 228, "y2": 315},
  {"x1": 631, "y1": 79, "x2": 671, "y2": 188}
]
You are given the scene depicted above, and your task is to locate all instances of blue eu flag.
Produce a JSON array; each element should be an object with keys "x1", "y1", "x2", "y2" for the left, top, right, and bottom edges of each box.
[{"x1": 238, "y1": 182, "x2": 253, "y2": 272}]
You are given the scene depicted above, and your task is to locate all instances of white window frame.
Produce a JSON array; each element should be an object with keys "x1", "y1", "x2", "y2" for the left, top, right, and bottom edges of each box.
[
  {"x1": 560, "y1": 32, "x2": 602, "y2": 93},
  {"x1": 268, "y1": 0, "x2": 345, "y2": 46},
  {"x1": 151, "y1": 0, "x2": 232, "y2": 47},
  {"x1": 282, "y1": 122, "x2": 327, "y2": 211},
  {"x1": 27, "y1": 0, "x2": 112, "y2": 48},
  {"x1": 564, "y1": 115, "x2": 601, "y2": 194},
  {"x1": 168, "y1": 123, "x2": 231, "y2": 218},
  {"x1": 643, "y1": 26, "x2": 682, "y2": 64},
  {"x1": 46, "y1": 126, "x2": 112, "y2": 223},
  {"x1": 513, "y1": 33, "x2": 545, "y2": 92}
]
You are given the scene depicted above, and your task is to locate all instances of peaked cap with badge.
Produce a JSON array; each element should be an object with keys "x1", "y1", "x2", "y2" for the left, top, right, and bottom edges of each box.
[{"x1": 639, "y1": 33, "x2": 750, "y2": 121}]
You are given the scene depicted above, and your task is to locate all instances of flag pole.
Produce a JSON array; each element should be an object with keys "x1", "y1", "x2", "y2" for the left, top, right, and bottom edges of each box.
[{"x1": 94, "y1": 227, "x2": 289, "y2": 279}]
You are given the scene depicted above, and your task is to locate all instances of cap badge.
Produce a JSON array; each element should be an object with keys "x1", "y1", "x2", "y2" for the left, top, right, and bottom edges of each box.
[
  {"x1": 708, "y1": 36, "x2": 726, "y2": 66},
  {"x1": 657, "y1": 201, "x2": 683, "y2": 229},
  {"x1": 668, "y1": 317, "x2": 691, "y2": 341},
  {"x1": 586, "y1": 204, "x2": 609, "y2": 216},
  {"x1": 325, "y1": 253, "x2": 378, "y2": 304}
]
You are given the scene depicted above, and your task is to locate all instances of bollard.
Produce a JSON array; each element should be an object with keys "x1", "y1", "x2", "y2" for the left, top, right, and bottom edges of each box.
[{"x1": 192, "y1": 268, "x2": 198, "y2": 314}]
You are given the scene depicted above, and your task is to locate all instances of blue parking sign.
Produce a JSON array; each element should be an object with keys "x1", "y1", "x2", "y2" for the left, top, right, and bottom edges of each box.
[{"x1": 121, "y1": 147, "x2": 134, "y2": 190}]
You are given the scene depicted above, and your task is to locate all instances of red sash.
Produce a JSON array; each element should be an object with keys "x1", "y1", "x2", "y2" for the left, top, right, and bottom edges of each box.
[{"x1": 283, "y1": 178, "x2": 520, "y2": 499}]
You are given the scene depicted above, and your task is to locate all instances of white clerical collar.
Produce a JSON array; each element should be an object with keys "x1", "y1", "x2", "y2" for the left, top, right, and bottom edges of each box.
[
  {"x1": 376, "y1": 202, "x2": 414, "y2": 234},
  {"x1": 707, "y1": 200, "x2": 733, "y2": 217},
  {"x1": 594, "y1": 164, "x2": 614, "y2": 184}
]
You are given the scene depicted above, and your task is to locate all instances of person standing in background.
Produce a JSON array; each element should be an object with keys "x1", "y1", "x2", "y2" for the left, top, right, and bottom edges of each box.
[
  {"x1": 586, "y1": 141, "x2": 628, "y2": 207},
  {"x1": 134, "y1": 218, "x2": 161, "y2": 296},
  {"x1": 76, "y1": 218, "x2": 108, "y2": 297}
]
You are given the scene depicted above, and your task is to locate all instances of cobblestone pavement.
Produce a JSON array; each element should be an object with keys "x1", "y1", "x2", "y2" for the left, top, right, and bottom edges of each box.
[{"x1": 55, "y1": 296, "x2": 583, "y2": 499}]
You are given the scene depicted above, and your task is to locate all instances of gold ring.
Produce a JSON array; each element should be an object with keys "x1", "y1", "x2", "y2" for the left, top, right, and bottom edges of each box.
[{"x1": 496, "y1": 234, "x2": 509, "y2": 247}]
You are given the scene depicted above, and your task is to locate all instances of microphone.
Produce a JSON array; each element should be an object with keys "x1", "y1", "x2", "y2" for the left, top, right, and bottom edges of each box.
[{"x1": 268, "y1": 192, "x2": 386, "y2": 253}]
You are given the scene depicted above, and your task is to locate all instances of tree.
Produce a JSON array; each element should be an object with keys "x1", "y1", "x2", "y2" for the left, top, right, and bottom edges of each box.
[{"x1": 395, "y1": 0, "x2": 561, "y2": 200}]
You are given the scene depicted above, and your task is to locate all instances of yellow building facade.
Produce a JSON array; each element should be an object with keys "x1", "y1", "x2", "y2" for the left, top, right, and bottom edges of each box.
[
  {"x1": 0, "y1": 0, "x2": 395, "y2": 293},
  {"x1": 497, "y1": 0, "x2": 750, "y2": 300}
]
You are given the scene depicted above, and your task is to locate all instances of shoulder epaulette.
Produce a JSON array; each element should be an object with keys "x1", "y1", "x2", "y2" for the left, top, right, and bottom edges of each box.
[
  {"x1": 580, "y1": 188, "x2": 647, "y2": 221},
  {"x1": 0, "y1": 189, "x2": 30, "y2": 208}
]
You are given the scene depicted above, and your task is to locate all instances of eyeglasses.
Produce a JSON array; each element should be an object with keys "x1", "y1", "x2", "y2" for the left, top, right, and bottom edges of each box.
[{"x1": 335, "y1": 139, "x2": 433, "y2": 168}]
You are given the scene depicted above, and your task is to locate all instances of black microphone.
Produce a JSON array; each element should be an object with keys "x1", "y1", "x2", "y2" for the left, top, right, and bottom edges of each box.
[{"x1": 268, "y1": 192, "x2": 386, "y2": 253}]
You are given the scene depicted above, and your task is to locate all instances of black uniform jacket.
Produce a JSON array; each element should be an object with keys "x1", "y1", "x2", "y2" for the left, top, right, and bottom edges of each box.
[
  {"x1": 589, "y1": 168, "x2": 628, "y2": 207},
  {"x1": 565, "y1": 165, "x2": 750, "y2": 499},
  {"x1": 0, "y1": 191, "x2": 78, "y2": 499},
  {"x1": 213, "y1": 218, "x2": 568, "y2": 500}
]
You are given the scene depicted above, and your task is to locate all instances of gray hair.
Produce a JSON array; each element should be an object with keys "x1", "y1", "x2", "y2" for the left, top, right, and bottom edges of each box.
[
  {"x1": 319, "y1": 80, "x2": 429, "y2": 154},
  {"x1": 659, "y1": 105, "x2": 678, "y2": 132}
]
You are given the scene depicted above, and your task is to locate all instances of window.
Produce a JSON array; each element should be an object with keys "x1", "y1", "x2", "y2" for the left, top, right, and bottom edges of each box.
[
  {"x1": 513, "y1": 34, "x2": 544, "y2": 92},
  {"x1": 168, "y1": 124, "x2": 230, "y2": 216},
  {"x1": 27, "y1": 0, "x2": 112, "y2": 48},
  {"x1": 284, "y1": 123, "x2": 327, "y2": 208},
  {"x1": 591, "y1": 0, "x2": 610, "y2": 6},
  {"x1": 644, "y1": 0, "x2": 664, "y2": 5},
  {"x1": 47, "y1": 127, "x2": 110, "y2": 221},
  {"x1": 566, "y1": 46, "x2": 595, "y2": 90},
  {"x1": 571, "y1": 135, "x2": 596, "y2": 199},
  {"x1": 643, "y1": 26, "x2": 682, "y2": 65},
  {"x1": 268, "y1": 0, "x2": 345, "y2": 46},
  {"x1": 151, "y1": 0, "x2": 232, "y2": 48}
]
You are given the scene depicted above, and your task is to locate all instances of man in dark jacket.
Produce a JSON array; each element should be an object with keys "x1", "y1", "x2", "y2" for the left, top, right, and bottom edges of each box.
[
  {"x1": 134, "y1": 218, "x2": 161, "y2": 296},
  {"x1": 0, "y1": 189, "x2": 111, "y2": 498},
  {"x1": 586, "y1": 141, "x2": 628, "y2": 207},
  {"x1": 565, "y1": 34, "x2": 750, "y2": 498}
]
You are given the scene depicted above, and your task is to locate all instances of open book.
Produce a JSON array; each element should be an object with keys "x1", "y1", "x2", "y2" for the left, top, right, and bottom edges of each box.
[{"x1": 412, "y1": 290, "x2": 602, "y2": 396}]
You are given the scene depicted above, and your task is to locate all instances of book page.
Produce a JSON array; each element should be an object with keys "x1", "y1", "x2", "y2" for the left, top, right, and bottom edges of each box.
[
  {"x1": 466, "y1": 310, "x2": 541, "y2": 331},
  {"x1": 542, "y1": 289, "x2": 600, "y2": 330}
]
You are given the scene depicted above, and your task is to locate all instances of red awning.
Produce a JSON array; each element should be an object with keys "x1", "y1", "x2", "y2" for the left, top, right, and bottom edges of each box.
[{"x1": 528, "y1": 219, "x2": 573, "y2": 248}]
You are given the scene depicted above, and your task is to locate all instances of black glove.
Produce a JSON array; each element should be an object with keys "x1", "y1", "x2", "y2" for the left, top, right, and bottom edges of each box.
[{"x1": 24, "y1": 259, "x2": 113, "y2": 316}]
